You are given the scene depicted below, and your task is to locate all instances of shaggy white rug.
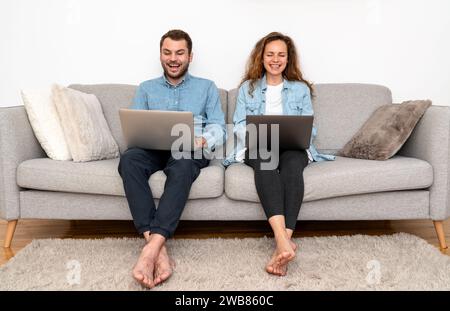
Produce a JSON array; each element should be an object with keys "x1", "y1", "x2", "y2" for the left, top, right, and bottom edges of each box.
[{"x1": 1, "y1": 233, "x2": 449, "y2": 290}]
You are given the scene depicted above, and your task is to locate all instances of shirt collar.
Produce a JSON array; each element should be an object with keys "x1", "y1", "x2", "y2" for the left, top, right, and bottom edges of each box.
[
  {"x1": 162, "y1": 72, "x2": 191, "y2": 88},
  {"x1": 260, "y1": 74, "x2": 291, "y2": 93}
]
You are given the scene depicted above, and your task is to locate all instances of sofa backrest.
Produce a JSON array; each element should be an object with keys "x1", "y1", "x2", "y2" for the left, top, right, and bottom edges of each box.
[
  {"x1": 227, "y1": 83, "x2": 392, "y2": 154},
  {"x1": 70, "y1": 83, "x2": 392, "y2": 155},
  {"x1": 69, "y1": 84, "x2": 228, "y2": 154}
]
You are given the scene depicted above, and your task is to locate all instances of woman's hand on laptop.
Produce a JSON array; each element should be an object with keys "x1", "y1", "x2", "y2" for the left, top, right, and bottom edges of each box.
[{"x1": 194, "y1": 137, "x2": 208, "y2": 149}]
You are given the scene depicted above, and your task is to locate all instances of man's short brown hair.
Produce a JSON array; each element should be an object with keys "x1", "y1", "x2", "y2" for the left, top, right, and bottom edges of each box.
[{"x1": 160, "y1": 29, "x2": 193, "y2": 54}]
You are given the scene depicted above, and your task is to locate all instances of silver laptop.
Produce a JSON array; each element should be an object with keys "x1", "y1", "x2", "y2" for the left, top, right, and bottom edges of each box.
[
  {"x1": 246, "y1": 115, "x2": 314, "y2": 151},
  {"x1": 119, "y1": 108, "x2": 194, "y2": 151}
]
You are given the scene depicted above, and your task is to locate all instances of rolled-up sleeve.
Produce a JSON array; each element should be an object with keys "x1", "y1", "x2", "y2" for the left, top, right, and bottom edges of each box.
[
  {"x1": 202, "y1": 82, "x2": 226, "y2": 153},
  {"x1": 232, "y1": 86, "x2": 247, "y2": 155},
  {"x1": 223, "y1": 85, "x2": 247, "y2": 166},
  {"x1": 301, "y1": 87, "x2": 318, "y2": 142}
]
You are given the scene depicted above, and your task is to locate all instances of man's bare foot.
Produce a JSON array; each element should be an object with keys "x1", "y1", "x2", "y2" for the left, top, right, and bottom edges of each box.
[
  {"x1": 154, "y1": 245, "x2": 175, "y2": 286},
  {"x1": 133, "y1": 243, "x2": 159, "y2": 288}
]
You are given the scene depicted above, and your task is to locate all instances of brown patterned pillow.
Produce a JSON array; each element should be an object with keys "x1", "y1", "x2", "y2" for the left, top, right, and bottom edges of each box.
[{"x1": 338, "y1": 100, "x2": 431, "y2": 160}]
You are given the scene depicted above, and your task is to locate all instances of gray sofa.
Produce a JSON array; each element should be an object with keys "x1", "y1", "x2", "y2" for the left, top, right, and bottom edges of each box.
[{"x1": 1, "y1": 83, "x2": 449, "y2": 250}]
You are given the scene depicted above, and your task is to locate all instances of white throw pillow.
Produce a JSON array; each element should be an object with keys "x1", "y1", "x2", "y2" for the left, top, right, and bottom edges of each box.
[
  {"x1": 52, "y1": 84, "x2": 119, "y2": 162},
  {"x1": 21, "y1": 88, "x2": 72, "y2": 160}
]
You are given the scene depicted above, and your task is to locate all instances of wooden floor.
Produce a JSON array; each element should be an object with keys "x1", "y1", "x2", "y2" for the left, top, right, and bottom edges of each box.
[{"x1": 1, "y1": 218, "x2": 449, "y2": 266}]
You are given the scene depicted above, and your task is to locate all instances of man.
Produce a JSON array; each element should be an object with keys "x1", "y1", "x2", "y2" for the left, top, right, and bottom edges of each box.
[{"x1": 118, "y1": 29, "x2": 226, "y2": 288}]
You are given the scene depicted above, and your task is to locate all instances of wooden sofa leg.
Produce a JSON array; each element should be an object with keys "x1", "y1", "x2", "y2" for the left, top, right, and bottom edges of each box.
[
  {"x1": 433, "y1": 220, "x2": 448, "y2": 251},
  {"x1": 3, "y1": 220, "x2": 18, "y2": 248}
]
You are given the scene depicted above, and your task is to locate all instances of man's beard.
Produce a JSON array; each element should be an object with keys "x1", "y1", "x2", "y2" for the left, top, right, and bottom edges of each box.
[{"x1": 163, "y1": 62, "x2": 189, "y2": 81}]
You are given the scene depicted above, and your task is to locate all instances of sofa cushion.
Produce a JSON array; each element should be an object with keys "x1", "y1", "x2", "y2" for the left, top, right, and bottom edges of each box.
[
  {"x1": 68, "y1": 84, "x2": 228, "y2": 155},
  {"x1": 52, "y1": 84, "x2": 120, "y2": 162},
  {"x1": 225, "y1": 156, "x2": 433, "y2": 202},
  {"x1": 227, "y1": 83, "x2": 393, "y2": 155},
  {"x1": 338, "y1": 100, "x2": 431, "y2": 160},
  {"x1": 20, "y1": 87, "x2": 72, "y2": 161},
  {"x1": 17, "y1": 158, "x2": 224, "y2": 199}
]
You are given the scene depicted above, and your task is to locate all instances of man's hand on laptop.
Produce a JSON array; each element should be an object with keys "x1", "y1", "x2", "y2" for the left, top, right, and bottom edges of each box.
[{"x1": 194, "y1": 136, "x2": 208, "y2": 149}]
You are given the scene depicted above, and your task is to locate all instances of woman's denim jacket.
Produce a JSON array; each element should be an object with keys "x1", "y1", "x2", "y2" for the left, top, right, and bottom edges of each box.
[{"x1": 223, "y1": 77, "x2": 336, "y2": 166}]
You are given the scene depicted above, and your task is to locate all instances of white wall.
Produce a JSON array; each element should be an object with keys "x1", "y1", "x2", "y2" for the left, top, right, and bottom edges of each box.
[{"x1": 1, "y1": 0, "x2": 449, "y2": 107}]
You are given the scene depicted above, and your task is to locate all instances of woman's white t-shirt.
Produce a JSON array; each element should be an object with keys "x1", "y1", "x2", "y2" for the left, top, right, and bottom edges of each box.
[
  {"x1": 264, "y1": 83, "x2": 313, "y2": 163},
  {"x1": 265, "y1": 83, "x2": 284, "y2": 115}
]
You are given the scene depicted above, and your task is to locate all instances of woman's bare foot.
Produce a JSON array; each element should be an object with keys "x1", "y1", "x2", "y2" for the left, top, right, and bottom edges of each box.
[
  {"x1": 275, "y1": 236, "x2": 296, "y2": 266},
  {"x1": 266, "y1": 251, "x2": 288, "y2": 276},
  {"x1": 289, "y1": 239, "x2": 297, "y2": 252},
  {"x1": 132, "y1": 243, "x2": 160, "y2": 288},
  {"x1": 266, "y1": 238, "x2": 296, "y2": 276},
  {"x1": 154, "y1": 245, "x2": 175, "y2": 286}
]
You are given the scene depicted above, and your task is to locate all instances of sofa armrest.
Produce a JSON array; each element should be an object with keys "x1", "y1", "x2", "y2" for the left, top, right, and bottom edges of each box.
[
  {"x1": 398, "y1": 105, "x2": 450, "y2": 220},
  {"x1": 0, "y1": 106, "x2": 46, "y2": 220}
]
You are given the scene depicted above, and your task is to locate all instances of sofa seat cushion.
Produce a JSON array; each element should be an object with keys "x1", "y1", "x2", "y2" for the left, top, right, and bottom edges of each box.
[
  {"x1": 17, "y1": 158, "x2": 224, "y2": 199},
  {"x1": 225, "y1": 156, "x2": 433, "y2": 202}
]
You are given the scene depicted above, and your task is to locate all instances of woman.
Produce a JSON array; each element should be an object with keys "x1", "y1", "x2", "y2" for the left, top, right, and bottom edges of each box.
[{"x1": 224, "y1": 32, "x2": 335, "y2": 276}]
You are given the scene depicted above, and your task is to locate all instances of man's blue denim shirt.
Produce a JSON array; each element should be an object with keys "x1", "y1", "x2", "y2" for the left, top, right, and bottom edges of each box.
[
  {"x1": 132, "y1": 73, "x2": 226, "y2": 154},
  {"x1": 223, "y1": 76, "x2": 336, "y2": 166}
]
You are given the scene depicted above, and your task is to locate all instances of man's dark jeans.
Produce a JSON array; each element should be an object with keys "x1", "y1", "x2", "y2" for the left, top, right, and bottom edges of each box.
[{"x1": 118, "y1": 148, "x2": 209, "y2": 239}]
